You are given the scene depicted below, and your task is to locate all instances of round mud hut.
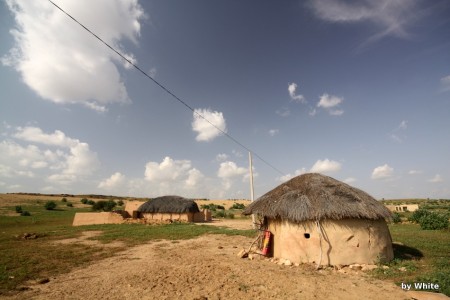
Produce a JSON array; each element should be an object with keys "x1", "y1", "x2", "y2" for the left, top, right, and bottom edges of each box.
[
  {"x1": 243, "y1": 173, "x2": 394, "y2": 266},
  {"x1": 137, "y1": 195, "x2": 210, "y2": 222}
]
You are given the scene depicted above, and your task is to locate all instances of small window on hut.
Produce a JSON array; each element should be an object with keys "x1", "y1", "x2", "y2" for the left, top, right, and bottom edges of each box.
[{"x1": 304, "y1": 233, "x2": 310, "y2": 239}]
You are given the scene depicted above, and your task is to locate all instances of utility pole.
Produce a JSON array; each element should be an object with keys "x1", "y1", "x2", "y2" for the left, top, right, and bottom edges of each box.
[{"x1": 249, "y1": 151, "x2": 256, "y2": 229}]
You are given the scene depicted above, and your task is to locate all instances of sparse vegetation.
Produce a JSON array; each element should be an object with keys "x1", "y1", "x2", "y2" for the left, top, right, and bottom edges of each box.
[
  {"x1": 408, "y1": 209, "x2": 448, "y2": 230},
  {"x1": 15, "y1": 206, "x2": 22, "y2": 213},
  {"x1": 391, "y1": 212, "x2": 402, "y2": 224},
  {"x1": 80, "y1": 198, "x2": 88, "y2": 204},
  {"x1": 20, "y1": 211, "x2": 31, "y2": 216},
  {"x1": 61, "y1": 197, "x2": 67, "y2": 202},
  {"x1": 91, "y1": 200, "x2": 117, "y2": 212},
  {"x1": 117, "y1": 200, "x2": 124, "y2": 206},
  {"x1": 231, "y1": 203, "x2": 246, "y2": 210},
  {"x1": 44, "y1": 201, "x2": 57, "y2": 210},
  {"x1": 66, "y1": 203, "x2": 73, "y2": 207}
]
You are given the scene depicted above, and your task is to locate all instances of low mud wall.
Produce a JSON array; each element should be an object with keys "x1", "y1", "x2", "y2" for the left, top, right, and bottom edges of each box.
[{"x1": 73, "y1": 212, "x2": 124, "y2": 226}]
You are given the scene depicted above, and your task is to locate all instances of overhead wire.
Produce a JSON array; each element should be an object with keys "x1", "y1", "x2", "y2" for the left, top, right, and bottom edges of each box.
[{"x1": 47, "y1": 0, "x2": 286, "y2": 176}]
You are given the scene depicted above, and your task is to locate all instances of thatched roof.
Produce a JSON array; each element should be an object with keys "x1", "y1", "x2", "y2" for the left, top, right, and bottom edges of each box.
[
  {"x1": 137, "y1": 196, "x2": 200, "y2": 213},
  {"x1": 243, "y1": 173, "x2": 391, "y2": 222}
]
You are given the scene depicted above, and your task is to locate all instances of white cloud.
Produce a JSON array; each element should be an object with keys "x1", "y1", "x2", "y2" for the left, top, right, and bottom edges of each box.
[
  {"x1": 232, "y1": 150, "x2": 243, "y2": 158},
  {"x1": 389, "y1": 120, "x2": 408, "y2": 143},
  {"x1": 277, "y1": 168, "x2": 307, "y2": 182},
  {"x1": 344, "y1": 177, "x2": 356, "y2": 184},
  {"x1": 1, "y1": 127, "x2": 99, "y2": 185},
  {"x1": 371, "y1": 164, "x2": 394, "y2": 179},
  {"x1": 192, "y1": 108, "x2": 227, "y2": 142},
  {"x1": 215, "y1": 153, "x2": 229, "y2": 161},
  {"x1": 142, "y1": 156, "x2": 206, "y2": 196},
  {"x1": 98, "y1": 172, "x2": 125, "y2": 189},
  {"x1": 408, "y1": 170, "x2": 422, "y2": 175},
  {"x1": 185, "y1": 168, "x2": 204, "y2": 187},
  {"x1": 14, "y1": 126, "x2": 78, "y2": 147},
  {"x1": 145, "y1": 156, "x2": 192, "y2": 182},
  {"x1": 2, "y1": 0, "x2": 144, "y2": 110},
  {"x1": 288, "y1": 83, "x2": 305, "y2": 103},
  {"x1": 268, "y1": 129, "x2": 279, "y2": 137},
  {"x1": 310, "y1": 159, "x2": 342, "y2": 174},
  {"x1": 440, "y1": 75, "x2": 450, "y2": 92},
  {"x1": 217, "y1": 161, "x2": 247, "y2": 179},
  {"x1": 428, "y1": 174, "x2": 443, "y2": 183},
  {"x1": 308, "y1": 0, "x2": 419, "y2": 45},
  {"x1": 276, "y1": 106, "x2": 290, "y2": 117},
  {"x1": 317, "y1": 94, "x2": 344, "y2": 116}
]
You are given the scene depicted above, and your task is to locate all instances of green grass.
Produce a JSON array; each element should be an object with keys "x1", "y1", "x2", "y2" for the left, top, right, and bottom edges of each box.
[
  {"x1": 0, "y1": 197, "x2": 256, "y2": 295},
  {"x1": 371, "y1": 223, "x2": 450, "y2": 296}
]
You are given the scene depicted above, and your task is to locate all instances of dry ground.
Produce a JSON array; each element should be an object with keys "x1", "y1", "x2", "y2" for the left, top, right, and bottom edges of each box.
[{"x1": 5, "y1": 225, "x2": 417, "y2": 300}]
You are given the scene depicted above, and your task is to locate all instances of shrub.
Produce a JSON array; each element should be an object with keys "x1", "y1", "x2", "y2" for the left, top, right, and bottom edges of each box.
[
  {"x1": 61, "y1": 197, "x2": 67, "y2": 202},
  {"x1": 86, "y1": 200, "x2": 95, "y2": 205},
  {"x1": 15, "y1": 206, "x2": 23, "y2": 213},
  {"x1": 231, "y1": 203, "x2": 246, "y2": 210},
  {"x1": 217, "y1": 205, "x2": 225, "y2": 210},
  {"x1": 20, "y1": 211, "x2": 31, "y2": 216},
  {"x1": 419, "y1": 212, "x2": 449, "y2": 230},
  {"x1": 66, "y1": 203, "x2": 73, "y2": 207},
  {"x1": 392, "y1": 212, "x2": 402, "y2": 224},
  {"x1": 408, "y1": 209, "x2": 432, "y2": 223},
  {"x1": 214, "y1": 210, "x2": 225, "y2": 218},
  {"x1": 117, "y1": 200, "x2": 124, "y2": 206},
  {"x1": 92, "y1": 200, "x2": 117, "y2": 212},
  {"x1": 44, "y1": 201, "x2": 57, "y2": 210},
  {"x1": 80, "y1": 198, "x2": 88, "y2": 204},
  {"x1": 226, "y1": 212, "x2": 235, "y2": 219}
]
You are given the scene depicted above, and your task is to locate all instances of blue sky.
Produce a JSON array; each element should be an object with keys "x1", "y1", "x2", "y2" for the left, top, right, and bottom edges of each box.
[{"x1": 1, "y1": 0, "x2": 449, "y2": 199}]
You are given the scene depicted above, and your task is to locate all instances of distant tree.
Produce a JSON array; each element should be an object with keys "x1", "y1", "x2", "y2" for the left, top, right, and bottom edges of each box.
[
  {"x1": 44, "y1": 201, "x2": 57, "y2": 210},
  {"x1": 92, "y1": 200, "x2": 117, "y2": 212},
  {"x1": 66, "y1": 203, "x2": 73, "y2": 207},
  {"x1": 86, "y1": 200, "x2": 95, "y2": 205},
  {"x1": 21, "y1": 211, "x2": 31, "y2": 216},
  {"x1": 117, "y1": 200, "x2": 124, "y2": 206},
  {"x1": 61, "y1": 197, "x2": 67, "y2": 202},
  {"x1": 392, "y1": 212, "x2": 402, "y2": 224},
  {"x1": 15, "y1": 206, "x2": 23, "y2": 213},
  {"x1": 80, "y1": 198, "x2": 88, "y2": 204}
]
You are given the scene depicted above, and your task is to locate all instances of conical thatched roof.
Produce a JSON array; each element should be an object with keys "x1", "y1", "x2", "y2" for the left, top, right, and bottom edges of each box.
[
  {"x1": 137, "y1": 195, "x2": 200, "y2": 213},
  {"x1": 243, "y1": 173, "x2": 391, "y2": 222}
]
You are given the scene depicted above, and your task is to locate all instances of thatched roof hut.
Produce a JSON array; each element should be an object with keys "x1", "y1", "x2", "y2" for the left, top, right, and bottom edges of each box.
[
  {"x1": 138, "y1": 196, "x2": 200, "y2": 214},
  {"x1": 243, "y1": 173, "x2": 391, "y2": 222},
  {"x1": 244, "y1": 173, "x2": 393, "y2": 266}
]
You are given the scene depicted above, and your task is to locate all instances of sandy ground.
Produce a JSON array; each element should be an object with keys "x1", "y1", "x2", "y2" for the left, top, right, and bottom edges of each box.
[{"x1": 6, "y1": 233, "x2": 415, "y2": 300}]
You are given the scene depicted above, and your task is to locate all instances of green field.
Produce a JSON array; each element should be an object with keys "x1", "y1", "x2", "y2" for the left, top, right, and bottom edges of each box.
[{"x1": 1, "y1": 195, "x2": 449, "y2": 296}]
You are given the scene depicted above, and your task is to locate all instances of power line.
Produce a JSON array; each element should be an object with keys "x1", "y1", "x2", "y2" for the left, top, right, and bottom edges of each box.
[{"x1": 47, "y1": 0, "x2": 286, "y2": 176}]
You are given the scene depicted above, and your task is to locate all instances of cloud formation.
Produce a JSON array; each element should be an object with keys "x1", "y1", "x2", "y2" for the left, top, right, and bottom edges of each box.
[
  {"x1": 288, "y1": 83, "x2": 305, "y2": 103},
  {"x1": 428, "y1": 174, "x2": 443, "y2": 183},
  {"x1": 440, "y1": 75, "x2": 450, "y2": 92},
  {"x1": 310, "y1": 159, "x2": 342, "y2": 173},
  {"x1": 268, "y1": 129, "x2": 279, "y2": 137},
  {"x1": 98, "y1": 172, "x2": 126, "y2": 189},
  {"x1": 308, "y1": 0, "x2": 420, "y2": 45},
  {"x1": 317, "y1": 94, "x2": 344, "y2": 116},
  {"x1": 1, "y1": 126, "x2": 99, "y2": 186},
  {"x1": 192, "y1": 109, "x2": 227, "y2": 142},
  {"x1": 2, "y1": 0, "x2": 144, "y2": 111},
  {"x1": 371, "y1": 164, "x2": 394, "y2": 179}
]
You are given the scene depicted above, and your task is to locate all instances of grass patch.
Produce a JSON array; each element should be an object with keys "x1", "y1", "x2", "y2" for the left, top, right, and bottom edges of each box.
[
  {"x1": 371, "y1": 223, "x2": 450, "y2": 296},
  {"x1": 0, "y1": 194, "x2": 256, "y2": 294}
]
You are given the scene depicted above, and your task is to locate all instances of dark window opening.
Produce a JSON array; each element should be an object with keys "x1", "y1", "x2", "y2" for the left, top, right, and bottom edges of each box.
[{"x1": 304, "y1": 233, "x2": 310, "y2": 239}]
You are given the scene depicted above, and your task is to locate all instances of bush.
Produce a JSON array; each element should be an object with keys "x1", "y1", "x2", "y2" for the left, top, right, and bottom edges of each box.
[
  {"x1": 117, "y1": 200, "x2": 124, "y2": 206},
  {"x1": 44, "y1": 201, "x2": 57, "y2": 210},
  {"x1": 392, "y1": 212, "x2": 402, "y2": 223},
  {"x1": 231, "y1": 203, "x2": 246, "y2": 210},
  {"x1": 20, "y1": 211, "x2": 31, "y2": 216},
  {"x1": 66, "y1": 203, "x2": 73, "y2": 207},
  {"x1": 15, "y1": 206, "x2": 23, "y2": 213},
  {"x1": 214, "y1": 210, "x2": 225, "y2": 218},
  {"x1": 92, "y1": 200, "x2": 117, "y2": 212},
  {"x1": 86, "y1": 200, "x2": 95, "y2": 205},
  {"x1": 419, "y1": 212, "x2": 449, "y2": 230},
  {"x1": 61, "y1": 197, "x2": 67, "y2": 202},
  {"x1": 80, "y1": 198, "x2": 88, "y2": 204},
  {"x1": 217, "y1": 205, "x2": 225, "y2": 210},
  {"x1": 408, "y1": 209, "x2": 432, "y2": 223}
]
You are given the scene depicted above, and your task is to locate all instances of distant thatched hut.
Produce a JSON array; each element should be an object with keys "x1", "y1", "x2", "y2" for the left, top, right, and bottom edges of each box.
[
  {"x1": 138, "y1": 195, "x2": 211, "y2": 222},
  {"x1": 243, "y1": 173, "x2": 394, "y2": 266}
]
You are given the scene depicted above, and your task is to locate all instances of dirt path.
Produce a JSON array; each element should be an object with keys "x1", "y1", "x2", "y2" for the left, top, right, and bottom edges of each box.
[{"x1": 8, "y1": 233, "x2": 413, "y2": 300}]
